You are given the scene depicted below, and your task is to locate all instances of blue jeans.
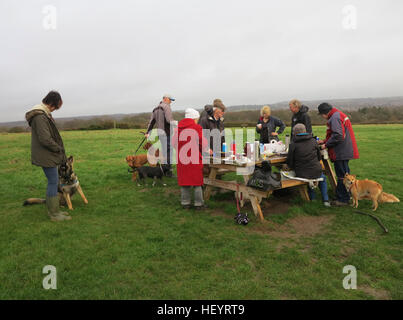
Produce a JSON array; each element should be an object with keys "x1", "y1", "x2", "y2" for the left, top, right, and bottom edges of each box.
[
  {"x1": 42, "y1": 167, "x2": 58, "y2": 197},
  {"x1": 307, "y1": 173, "x2": 329, "y2": 202},
  {"x1": 333, "y1": 160, "x2": 351, "y2": 203}
]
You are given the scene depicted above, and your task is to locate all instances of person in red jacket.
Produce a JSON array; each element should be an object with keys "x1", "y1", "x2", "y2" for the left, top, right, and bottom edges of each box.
[
  {"x1": 172, "y1": 108, "x2": 210, "y2": 210},
  {"x1": 317, "y1": 103, "x2": 359, "y2": 206}
]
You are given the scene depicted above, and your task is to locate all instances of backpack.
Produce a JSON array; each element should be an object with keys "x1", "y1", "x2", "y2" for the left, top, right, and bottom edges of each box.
[{"x1": 247, "y1": 161, "x2": 281, "y2": 191}]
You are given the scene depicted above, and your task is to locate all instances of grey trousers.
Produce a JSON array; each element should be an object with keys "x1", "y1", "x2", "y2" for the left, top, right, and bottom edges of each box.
[{"x1": 181, "y1": 186, "x2": 204, "y2": 206}]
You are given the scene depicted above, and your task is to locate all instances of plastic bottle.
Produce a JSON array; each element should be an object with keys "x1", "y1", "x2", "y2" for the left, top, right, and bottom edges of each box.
[
  {"x1": 254, "y1": 141, "x2": 260, "y2": 160},
  {"x1": 231, "y1": 141, "x2": 236, "y2": 154}
]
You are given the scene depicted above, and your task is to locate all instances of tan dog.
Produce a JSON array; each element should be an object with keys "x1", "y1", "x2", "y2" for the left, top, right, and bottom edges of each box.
[{"x1": 343, "y1": 173, "x2": 399, "y2": 211}]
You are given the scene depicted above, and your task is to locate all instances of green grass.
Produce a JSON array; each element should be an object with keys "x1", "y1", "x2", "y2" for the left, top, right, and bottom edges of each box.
[{"x1": 0, "y1": 125, "x2": 402, "y2": 299}]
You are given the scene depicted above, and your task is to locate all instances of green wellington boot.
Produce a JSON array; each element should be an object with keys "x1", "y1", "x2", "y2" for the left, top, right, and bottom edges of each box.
[{"x1": 46, "y1": 196, "x2": 72, "y2": 221}]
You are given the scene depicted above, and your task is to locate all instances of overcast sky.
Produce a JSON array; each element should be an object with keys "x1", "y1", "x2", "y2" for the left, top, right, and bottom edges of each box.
[{"x1": 1, "y1": 0, "x2": 402, "y2": 122}]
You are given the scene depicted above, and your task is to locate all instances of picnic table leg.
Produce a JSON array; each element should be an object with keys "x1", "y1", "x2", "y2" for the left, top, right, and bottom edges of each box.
[
  {"x1": 298, "y1": 184, "x2": 310, "y2": 201},
  {"x1": 323, "y1": 158, "x2": 337, "y2": 191},
  {"x1": 204, "y1": 167, "x2": 218, "y2": 201},
  {"x1": 241, "y1": 175, "x2": 265, "y2": 222},
  {"x1": 242, "y1": 175, "x2": 264, "y2": 221},
  {"x1": 249, "y1": 196, "x2": 265, "y2": 222}
]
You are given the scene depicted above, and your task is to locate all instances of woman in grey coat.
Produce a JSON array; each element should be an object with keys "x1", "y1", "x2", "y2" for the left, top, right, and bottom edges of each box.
[{"x1": 25, "y1": 91, "x2": 71, "y2": 221}]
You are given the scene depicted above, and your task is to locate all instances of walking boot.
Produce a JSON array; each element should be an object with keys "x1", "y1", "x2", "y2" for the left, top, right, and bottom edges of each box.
[{"x1": 46, "y1": 196, "x2": 72, "y2": 221}]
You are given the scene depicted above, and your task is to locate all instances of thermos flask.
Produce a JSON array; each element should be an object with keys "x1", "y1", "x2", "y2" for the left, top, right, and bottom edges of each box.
[{"x1": 285, "y1": 134, "x2": 290, "y2": 151}]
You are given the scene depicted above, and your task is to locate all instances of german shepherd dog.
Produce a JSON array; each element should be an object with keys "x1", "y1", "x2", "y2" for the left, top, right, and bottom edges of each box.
[
  {"x1": 343, "y1": 173, "x2": 400, "y2": 211},
  {"x1": 23, "y1": 156, "x2": 88, "y2": 210}
]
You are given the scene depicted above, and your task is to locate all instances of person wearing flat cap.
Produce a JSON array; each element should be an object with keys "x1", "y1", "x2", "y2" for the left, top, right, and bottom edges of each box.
[
  {"x1": 317, "y1": 102, "x2": 359, "y2": 207},
  {"x1": 172, "y1": 108, "x2": 210, "y2": 210},
  {"x1": 198, "y1": 98, "x2": 226, "y2": 151},
  {"x1": 146, "y1": 94, "x2": 176, "y2": 177}
]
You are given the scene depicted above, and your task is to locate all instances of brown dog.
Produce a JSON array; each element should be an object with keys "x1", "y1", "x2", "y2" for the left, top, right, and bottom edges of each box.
[
  {"x1": 126, "y1": 142, "x2": 162, "y2": 181},
  {"x1": 343, "y1": 173, "x2": 399, "y2": 211}
]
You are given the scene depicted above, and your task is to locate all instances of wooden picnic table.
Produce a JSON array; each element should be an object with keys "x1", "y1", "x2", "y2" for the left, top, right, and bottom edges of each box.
[{"x1": 203, "y1": 154, "x2": 337, "y2": 222}]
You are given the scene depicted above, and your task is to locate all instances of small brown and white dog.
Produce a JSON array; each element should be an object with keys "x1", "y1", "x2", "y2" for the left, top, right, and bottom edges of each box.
[
  {"x1": 343, "y1": 173, "x2": 400, "y2": 211},
  {"x1": 126, "y1": 142, "x2": 162, "y2": 181}
]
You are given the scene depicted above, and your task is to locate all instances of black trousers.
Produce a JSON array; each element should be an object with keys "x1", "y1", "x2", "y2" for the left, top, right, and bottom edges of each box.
[{"x1": 334, "y1": 160, "x2": 351, "y2": 203}]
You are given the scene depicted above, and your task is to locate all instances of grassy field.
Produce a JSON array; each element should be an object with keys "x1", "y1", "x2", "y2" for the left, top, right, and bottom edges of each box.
[{"x1": 0, "y1": 125, "x2": 402, "y2": 300}]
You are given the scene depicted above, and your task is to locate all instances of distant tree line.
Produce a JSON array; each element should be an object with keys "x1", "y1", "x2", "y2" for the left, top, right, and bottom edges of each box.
[
  {"x1": 2, "y1": 106, "x2": 403, "y2": 133},
  {"x1": 223, "y1": 106, "x2": 403, "y2": 127}
]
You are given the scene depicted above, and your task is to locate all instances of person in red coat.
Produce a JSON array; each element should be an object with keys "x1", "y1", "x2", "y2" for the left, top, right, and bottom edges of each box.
[
  {"x1": 172, "y1": 108, "x2": 210, "y2": 210},
  {"x1": 317, "y1": 102, "x2": 359, "y2": 207}
]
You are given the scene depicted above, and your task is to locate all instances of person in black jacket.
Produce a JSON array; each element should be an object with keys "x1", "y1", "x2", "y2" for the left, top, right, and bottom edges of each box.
[
  {"x1": 286, "y1": 123, "x2": 330, "y2": 207},
  {"x1": 198, "y1": 99, "x2": 226, "y2": 151},
  {"x1": 289, "y1": 99, "x2": 312, "y2": 136},
  {"x1": 256, "y1": 105, "x2": 286, "y2": 143}
]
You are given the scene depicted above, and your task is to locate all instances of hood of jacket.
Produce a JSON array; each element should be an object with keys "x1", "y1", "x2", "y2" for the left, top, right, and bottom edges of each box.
[
  {"x1": 25, "y1": 103, "x2": 51, "y2": 126},
  {"x1": 298, "y1": 105, "x2": 309, "y2": 114},
  {"x1": 178, "y1": 117, "x2": 199, "y2": 130},
  {"x1": 204, "y1": 104, "x2": 214, "y2": 117},
  {"x1": 293, "y1": 132, "x2": 313, "y2": 142}
]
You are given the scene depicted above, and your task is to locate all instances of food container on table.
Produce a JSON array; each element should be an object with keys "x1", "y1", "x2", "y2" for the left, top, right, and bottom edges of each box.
[{"x1": 321, "y1": 149, "x2": 329, "y2": 160}]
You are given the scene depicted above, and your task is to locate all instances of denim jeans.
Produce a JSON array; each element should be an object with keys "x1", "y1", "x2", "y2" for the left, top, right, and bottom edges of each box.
[
  {"x1": 181, "y1": 186, "x2": 204, "y2": 206},
  {"x1": 42, "y1": 167, "x2": 58, "y2": 197},
  {"x1": 307, "y1": 173, "x2": 329, "y2": 202},
  {"x1": 333, "y1": 160, "x2": 351, "y2": 203}
]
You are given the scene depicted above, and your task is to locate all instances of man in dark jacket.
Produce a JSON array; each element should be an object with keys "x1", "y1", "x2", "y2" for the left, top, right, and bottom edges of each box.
[
  {"x1": 286, "y1": 123, "x2": 330, "y2": 207},
  {"x1": 289, "y1": 99, "x2": 312, "y2": 136},
  {"x1": 198, "y1": 98, "x2": 226, "y2": 152},
  {"x1": 317, "y1": 102, "x2": 359, "y2": 206},
  {"x1": 145, "y1": 94, "x2": 176, "y2": 175}
]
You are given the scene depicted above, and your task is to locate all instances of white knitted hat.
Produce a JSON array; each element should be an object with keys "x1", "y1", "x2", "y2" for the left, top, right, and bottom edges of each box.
[{"x1": 185, "y1": 108, "x2": 200, "y2": 119}]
